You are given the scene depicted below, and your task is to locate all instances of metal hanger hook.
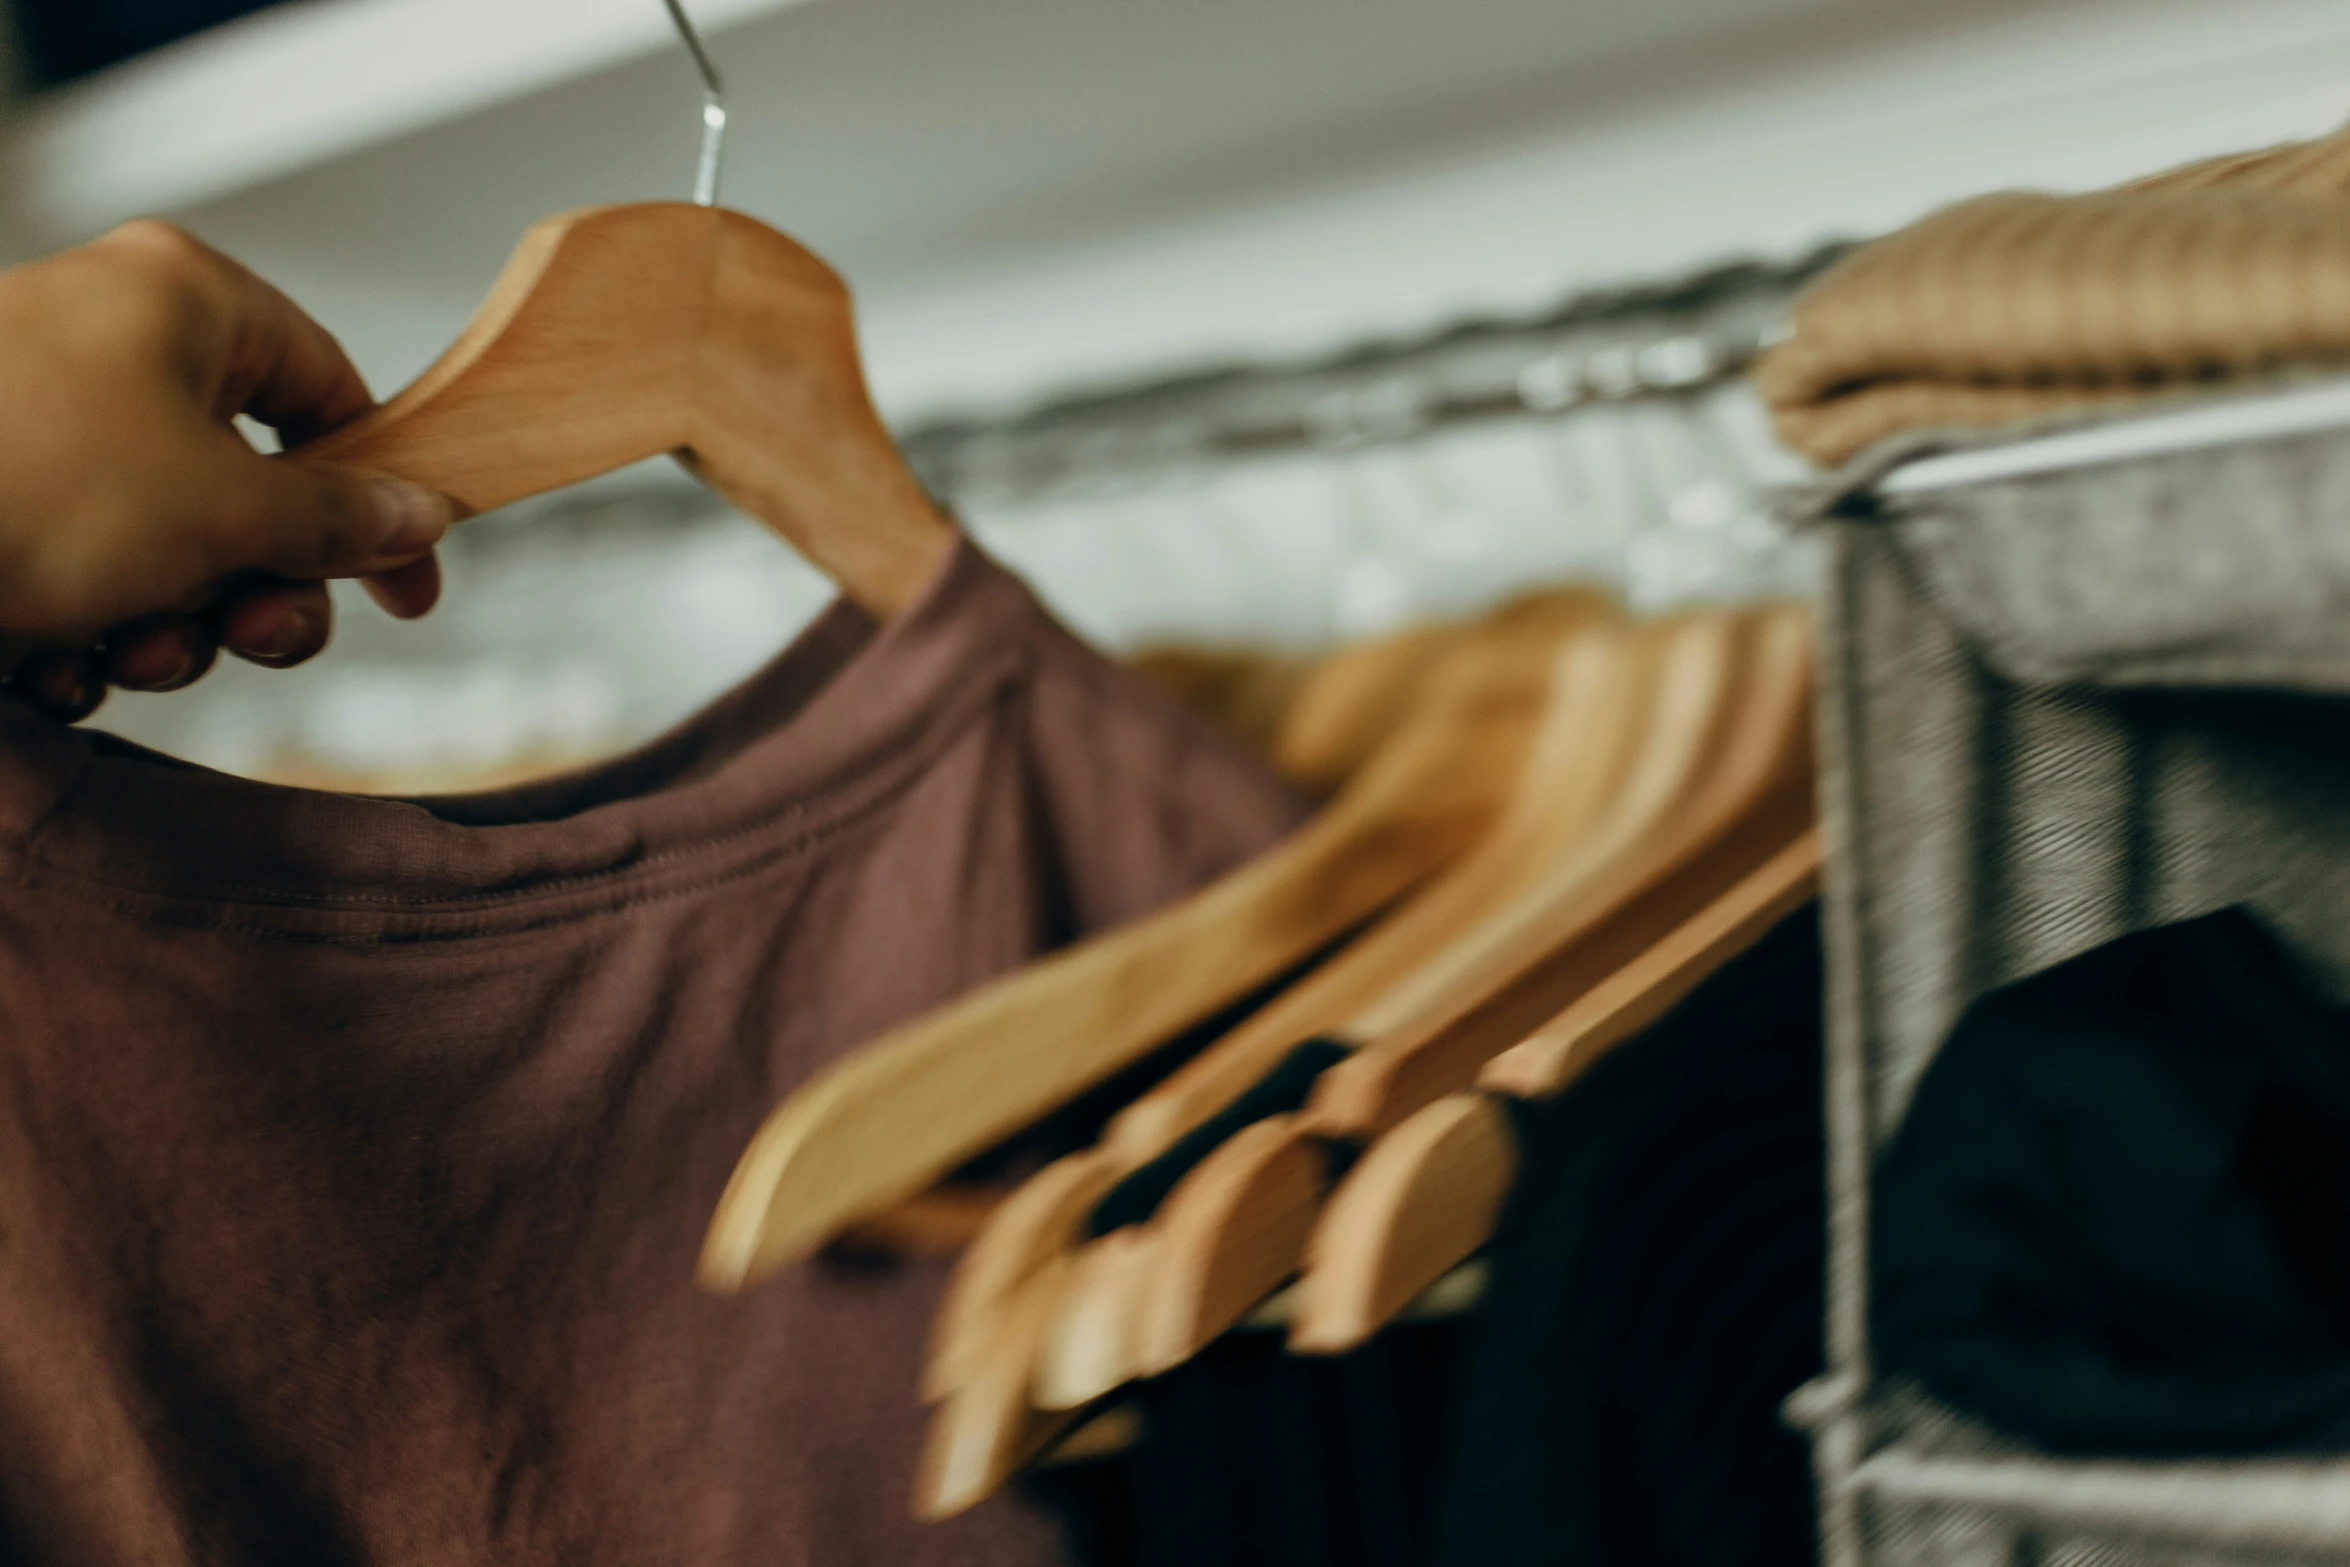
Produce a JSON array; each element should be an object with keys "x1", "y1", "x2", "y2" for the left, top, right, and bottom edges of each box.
[{"x1": 661, "y1": 0, "x2": 729, "y2": 207}]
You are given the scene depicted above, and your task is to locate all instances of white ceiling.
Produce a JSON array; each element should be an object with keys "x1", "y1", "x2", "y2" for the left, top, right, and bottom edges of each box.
[
  {"x1": 10, "y1": 0, "x2": 1937, "y2": 403},
  {"x1": 155, "y1": 0, "x2": 1868, "y2": 282},
  {"x1": 11, "y1": 0, "x2": 2350, "y2": 421},
  {"x1": 13, "y1": 0, "x2": 2350, "y2": 780}
]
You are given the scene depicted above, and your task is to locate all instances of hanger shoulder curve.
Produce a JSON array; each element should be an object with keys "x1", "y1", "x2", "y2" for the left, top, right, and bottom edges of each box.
[
  {"x1": 689, "y1": 212, "x2": 954, "y2": 611},
  {"x1": 700, "y1": 640, "x2": 1544, "y2": 1292},
  {"x1": 1302, "y1": 605, "x2": 1813, "y2": 1138},
  {"x1": 1031, "y1": 1226, "x2": 1161, "y2": 1411},
  {"x1": 924, "y1": 1150, "x2": 1119, "y2": 1401},
  {"x1": 913, "y1": 1260, "x2": 1085, "y2": 1520},
  {"x1": 299, "y1": 204, "x2": 712, "y2": 513},
  {"x1": 1101, "y1": 616, "x2": 1625, "y2": 1162},
  {"x1": 1289, "y1": 823, "x2": 1824, "y2": 1353},
  {"x1": 1479, "y1": 825, "x2": 1823, "y2": 1098},
  {"x1": 297, "y1": 202, "x2": 953, "y2": 616},
  {"x1": 1133, "y1": 1114, "x2": 1332, "y2": 1375},
  {"x1": 1288, "y1": 1094, "x2": 1518, "y2": 1354}
]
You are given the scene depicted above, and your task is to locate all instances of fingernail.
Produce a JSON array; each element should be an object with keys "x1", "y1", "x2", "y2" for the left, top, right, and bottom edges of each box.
[
  {"x1": 142, "y1": 643, "x2": 199, "y2": 691},
  {"x1": 16, "y1": 652, "x2": 101, "y2": 722},
  {"x1": 240, "y1": 604, "x2": 320, "y2": 667},
  {"x1": 369, "y1": 478, "x2": 452, "y2": 558}
]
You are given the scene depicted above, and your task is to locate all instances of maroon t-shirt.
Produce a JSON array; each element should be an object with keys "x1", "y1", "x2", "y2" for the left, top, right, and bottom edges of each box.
[{"x1": 0, "y1": 540, "x2": 1309, "y2": 1566}]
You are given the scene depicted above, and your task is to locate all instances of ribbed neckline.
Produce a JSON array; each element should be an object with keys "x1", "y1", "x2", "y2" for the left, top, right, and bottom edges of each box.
[{"x1": 0, "y1": 538, "x2": 1037, "y2": 940}]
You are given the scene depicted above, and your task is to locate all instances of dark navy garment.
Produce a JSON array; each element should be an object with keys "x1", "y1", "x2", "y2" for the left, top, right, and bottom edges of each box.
[
  {"x1": 1042, "y1": 907, "x2": 1827, "y2": 1567},
  {"x1": 1431, "y1": 905, "x2": 1824, "y2": 1567},
  {"x1": 1875, "y1": 907, "x2": 2350, "y2": 1456}
]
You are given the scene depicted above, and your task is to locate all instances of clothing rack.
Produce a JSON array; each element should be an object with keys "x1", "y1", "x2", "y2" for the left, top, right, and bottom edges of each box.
[
  {"x1": 102, "y1": 245, "x2": 1844, "y2": 790},
  {"x1": 883, "y1": 246, "x2": 1844, "y2": 656},
  {"x1": 901, "y1": 246, "x2": 1845, "y2": 510}
]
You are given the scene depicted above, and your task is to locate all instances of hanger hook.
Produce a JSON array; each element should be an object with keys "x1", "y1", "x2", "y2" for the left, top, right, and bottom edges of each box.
[{"x1": 661, "y1": 0, "x2": 728, "y2": 207}]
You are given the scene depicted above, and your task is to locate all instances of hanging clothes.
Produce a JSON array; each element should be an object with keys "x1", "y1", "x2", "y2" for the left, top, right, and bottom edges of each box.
[
  {"x1": 1032, "y1": 907, "x2": 1825, "y2": 1567},
  {"x1": 1874, "y1": 906, "x2": 2350, "y2": 1457},
  {"x1": 1756, "y1": 123, "x2": 2350, "y2": 466},
  {"x1": 0, "y1": 539, "x2": 1309, "y2": 1567},
  {"x1": 1032, "y1": 1316, "x2": 1470, "y2": 1567},
  {"x1": 1429, "y1": 904, "x2": 1823, "y2": 1567}
]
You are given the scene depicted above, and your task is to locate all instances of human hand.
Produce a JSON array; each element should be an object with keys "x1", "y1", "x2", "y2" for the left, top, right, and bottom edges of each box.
[{"x1": 0, "y1": 219, "x2": 455, "y2": 723}]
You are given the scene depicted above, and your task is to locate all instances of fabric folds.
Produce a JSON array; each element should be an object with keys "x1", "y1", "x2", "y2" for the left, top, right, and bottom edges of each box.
[
  {"x1": 1432, "y1": 904, "x2": 1824, "y2": 1567},
  {"x1": 0, "y1": 537, "x2": 1309, "y2": 1567},
  {"x1": 1874, "y1": 907, "x2": 2350, "y2": 1456},
  {"x1": 1758, "y1": 122, "x2": 2350, "y2": 465}
]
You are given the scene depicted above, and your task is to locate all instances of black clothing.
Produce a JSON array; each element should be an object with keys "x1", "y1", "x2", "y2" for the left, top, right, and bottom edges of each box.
[
  {"x1": 1874, "y1": 907, "x2": 2350, "y2": 1455},
  {"x1": 1034, "y1": 1317, "x2": 1469, "y2": 1567},
  {"x1": 1050, "y1": 908, "x2": 1826, "y2": 1567},
  {"x1": 1431, "y1": 906, "x2": 1825, "y2": 1567}
]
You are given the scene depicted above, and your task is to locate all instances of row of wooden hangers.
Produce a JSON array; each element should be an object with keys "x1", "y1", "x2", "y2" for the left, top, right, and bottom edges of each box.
[
  {"x1": 845, "y1": 591, "x2": 1818, "y2": 1516},
  {"x1": 294, "y1": 0, "x2": 1822, "y2": 1525}
]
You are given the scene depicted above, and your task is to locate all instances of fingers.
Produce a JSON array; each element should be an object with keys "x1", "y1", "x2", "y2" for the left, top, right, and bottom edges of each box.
[
  {"x1": 205, "y1": 240, "x2": 374, "y2": 445},
  {"x1": 89, "y1": 222, "x2": 454, "y2": 591},
  {"x1": 12, "y1": 565, "x2": 446, "y2": 723},
  {"x1": 217, "y1": 578, "x2": 334, "y2": 668},
  {"x1": 361, "y1": 552, "x2": 442, "y2": 620},
  {"x1": 96, "y1": 220, "x2": 375, "y2": 445},
  {"x1": 10, "y1": 651, "x2": 105, "y2": 724},
  {"x1": 0, "y1": 222, "x2": 454, "y2": 723},
  {"x1": 219, "y1": 271, "x2": 376, "y2": 445},
  {"x1": 209, "y1": 447, "x2": 452, "y2": 585},
  {"x1": 103, "y1": 615, "x2": 218, "y2": 691},
  {"x1": 11, "y1": 576, "x2": 341, "y2": 724}
]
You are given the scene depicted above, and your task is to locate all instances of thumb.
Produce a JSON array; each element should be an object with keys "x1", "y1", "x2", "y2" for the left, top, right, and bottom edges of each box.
[{"x1": 213, "y1": 447, "x2": 454, "y2": 582}]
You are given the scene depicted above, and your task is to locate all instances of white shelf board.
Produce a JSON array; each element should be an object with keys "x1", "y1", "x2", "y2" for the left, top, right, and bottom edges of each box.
[
  {"x1": 3, "y1": 0, "x2": 818, "y2": 238},
  {"x1": 1880, "y1": 378, "x2": 2350, "y2": 496}
]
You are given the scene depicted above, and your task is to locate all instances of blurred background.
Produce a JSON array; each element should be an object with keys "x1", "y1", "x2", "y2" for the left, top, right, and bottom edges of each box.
[{"x1": 0, "y1": 0, "x2": 2344, "y2": 788}]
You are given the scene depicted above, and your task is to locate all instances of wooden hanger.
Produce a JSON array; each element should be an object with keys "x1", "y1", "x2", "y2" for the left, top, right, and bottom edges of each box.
[
  {"x1": 1260, "y1": 615, "x2": 1813, "y2": 1352},
  {"x1": 1126, "y1": 603, "x2": 1813, "y2": 1380},
  {"x1": 916, "y1": 613, "x2": 1628, "y2": 1504},
  {"x1": 925, "y1": 602, "x2": 1792, "y2": 1507},
  {"x1": 1103, "y1": 614, "x2": 1636, "y2": 1163},
  {"x1": 1295, "y1": 603, "x2": 1813, "y2": 1138},
  {"x1": 1000, "y1": 611, "x2": 1706, "y2": 1419},
  {"x1": 906, "y1": 616, "x2": 1604, "y2": 1516},
  {"x1": 919, "y1": 608, "x2": 1615, "y2": 1412},
  {"x1": 913, "y1": 1258, "x2": 1088, "y2": 1521},
  {"x1": 296, "y1": 202, "x2": 957, "y2": 617},
  {"x1": 1117, "y1": 608, "x2": 1775, "y2": 1382},
  {"x1": 1287, "y1": 825, "x2": 1823, "y2": 1353},
  {"x1": 1009, "y1": 617, "x2": 1652, "y2": 1411},
  {"x1": 1030, "y1": 1225, "x2": 1165, "y2": 1411},
  {"x1": 924, "y1": 1150, "x2": 1121, "y2": 1401},
  {"x1": 1478, "y1": 824, "x2": 1822, "y2": 1099},
  {"x1": 1267, "y1": 586, "x2": 1603, "y2": 793},
  {"x1": 700, "y1": 613, "x2": 1567, "y2": 1291}
]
